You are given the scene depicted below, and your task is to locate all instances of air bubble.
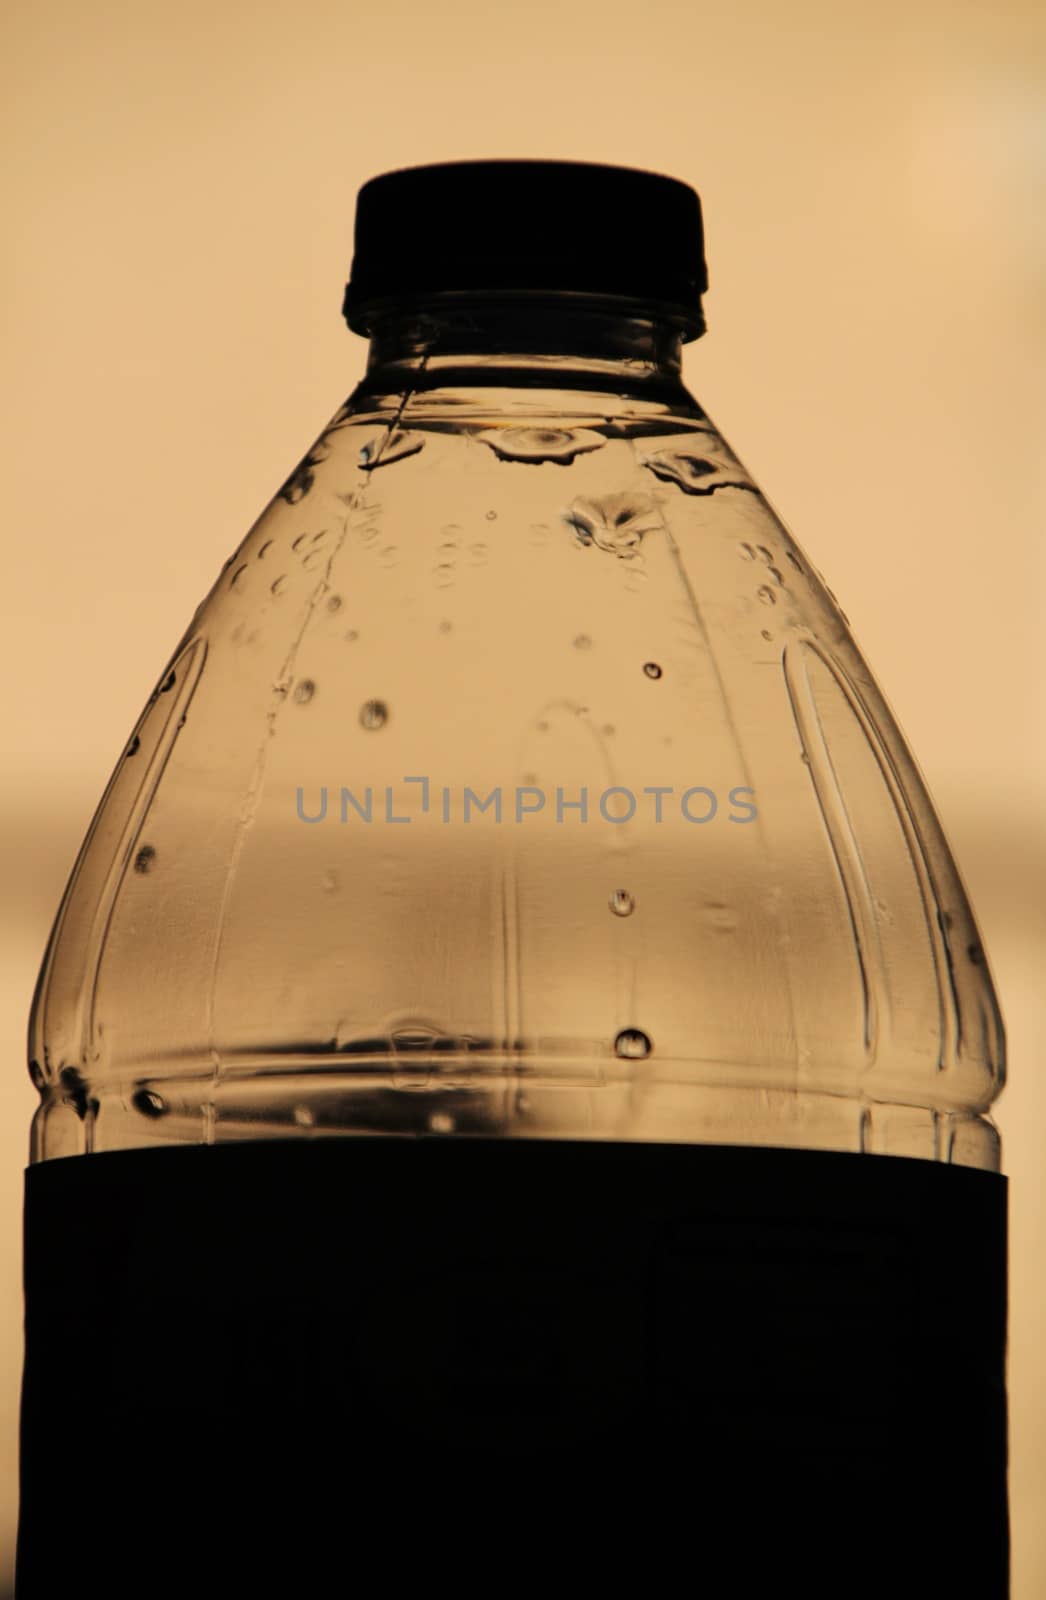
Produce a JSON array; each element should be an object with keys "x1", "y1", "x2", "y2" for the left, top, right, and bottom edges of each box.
[
  {"x1": 485, "y1": 510, "x2": 497, "y2": 521},
  {"x1": 360, "y1": 699, "x2": 388, "y2": 730},
  {"x1": 345, "y1": 629, "x2": 359, "y2": 643},
  {"x1": 609, "y1": 890, "x2": 635, "y2": 917},
  {"x1": 133, "y1": 1088, "x2": 168, "y2": 1119},
  {"x1": 429, "y1": 1111, "x2": 455, "y2": 1134},
  {"x1": 761, "y1": 629, "x2": 774, "y2": 642},
  {"x1": 293, "y1": 680, "x2": 316, "y2": 705},
  {"x1": 757, "y1": 586, "x2": 777, "y2": 606},
  {"x1": 322, "y1": 869, "x2": 338, "y2": 893},
  {"x1": 126, "y1": 735, "x2": 140, "y2": 758},
  {"x1": 573, "y1": 633, "x2": 592, "y2": 650},
  {"x1": 786, "y1": 551, "x2": 803, "y2": 573},
  {"x1": 134, "y1": 845, "x2": 156, "y2": 875},
  {"x1": 614, "y1": 1028, "x2": 652, "y2": 1060},
  {"x1": 739, "y1": 543, "x2": 756, "y2": 561},
  {"x1": 643, "y1": 662, "x2": 663, "y2": 680},
  {"x1": 271, "y1": 576, "x2": 287, "y2": 596},
  {"x1": 230, "y1": 564, "x2": 248, "y2": 589},
  {"x1": 438, "y1": 620, "x2": 453, "y2": 634},
  {"x1": 294, "y1": 1105, "x2": 316, "y2": 1128},
  {"x1": 327, "y1": 595, "x2": 342, "y2": 613},
  {"x1": 257, "y1": 540, "x2": 273, "y2": 560}
]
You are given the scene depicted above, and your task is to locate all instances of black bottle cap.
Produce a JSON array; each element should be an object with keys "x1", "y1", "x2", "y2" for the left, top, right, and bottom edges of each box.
[{"x1": 341, "y1": 159, "x2": 708, "y2": 340}]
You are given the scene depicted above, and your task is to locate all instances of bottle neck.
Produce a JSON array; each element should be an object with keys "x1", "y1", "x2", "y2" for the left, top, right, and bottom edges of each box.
[{"x1": 352, "y1": 293, "x2": 699, "y2": 405}]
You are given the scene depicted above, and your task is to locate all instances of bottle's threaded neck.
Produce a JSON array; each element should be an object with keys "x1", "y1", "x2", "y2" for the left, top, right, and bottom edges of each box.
[{"x1": 354, "y1": 293, "x2": 697, "y2": 400}]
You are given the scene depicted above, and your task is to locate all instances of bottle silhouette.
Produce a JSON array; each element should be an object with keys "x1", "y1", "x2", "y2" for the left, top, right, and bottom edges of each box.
[{"x1": 17, "y1": 161, "x2": 1008, "y2": 1597}]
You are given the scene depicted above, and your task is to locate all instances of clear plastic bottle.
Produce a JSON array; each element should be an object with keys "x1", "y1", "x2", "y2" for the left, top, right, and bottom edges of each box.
[{"x1": 17, "y1": 161, "x2": 1008, "y2": 1597}]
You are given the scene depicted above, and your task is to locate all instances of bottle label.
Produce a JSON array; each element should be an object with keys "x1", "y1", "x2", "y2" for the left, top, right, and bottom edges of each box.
[{"x1": 17, "y1": 1139, "x2": 1008, "y2": 1594}]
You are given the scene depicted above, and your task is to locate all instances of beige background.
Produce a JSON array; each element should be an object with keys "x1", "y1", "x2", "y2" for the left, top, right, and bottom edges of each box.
[{"x1": 2, "y1": 0, "x2": 1044, "y2": 1590}]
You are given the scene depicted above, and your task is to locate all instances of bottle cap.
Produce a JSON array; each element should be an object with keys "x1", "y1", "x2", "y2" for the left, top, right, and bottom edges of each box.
[{"x1": 342, "y1": 159, "x2": 708, "y2": 339}]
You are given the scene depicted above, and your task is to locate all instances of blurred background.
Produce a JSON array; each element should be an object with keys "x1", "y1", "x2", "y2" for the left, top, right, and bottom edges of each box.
[{"x1": 1, "y1": 0, "x2": 1043, "y2": 1591}]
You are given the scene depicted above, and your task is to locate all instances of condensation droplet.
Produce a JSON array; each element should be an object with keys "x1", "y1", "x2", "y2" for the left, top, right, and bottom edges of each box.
[
  {"x1": 133, "y1": 1088, "x2": 168, "y2": 1119},
  {"x1": 704, "y1": 900, "x2": 739, "y2": 933},
  {"x1": 360, "y1": 699, "x2": 388, "y2": 730},
  {"x1": 327, "y1": 595, "x2": 343, "y2": 613},
  {"x1": 475, "y1": 426, "x2": 607, "y2": 464},
  {"x1": 639, "y1": 441, "x2": 752, "y2": 495},
  {"x1": 134, "y1": 845, "x2": 156, "y2": 875},
  {"x1": 609, "y1": 890, "x2": 635, "y2": 917},
  {"x1": 565, "y1": 492, "x2": 661, "y2": 559},
  {"x1": 358, "y1": 429, "x2": 426, "y2": 471},
  {"x1": 573, "y1": 633, "x2": 592, "y2": 650},
  {"x1": 614, "y1": 1028, "x2": 652, "y2": 1060},
  {"x1": 643, "y1": 662, "x2": 663, "y2": 680},
  {"x1": 293, "y1": 679, "x2": 316, "y2": 705},
  {"x1": 757, "y1": 586, "x2": 777, "y2": 606}
]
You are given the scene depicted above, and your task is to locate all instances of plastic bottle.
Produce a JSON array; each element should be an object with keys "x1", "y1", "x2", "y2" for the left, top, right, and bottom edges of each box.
[{"x1": 17, "y1": 160, "x2": 1008, "y2": 1597}]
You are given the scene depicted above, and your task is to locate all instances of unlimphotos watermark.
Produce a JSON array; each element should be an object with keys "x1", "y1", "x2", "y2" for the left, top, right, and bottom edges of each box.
[{"x1": 295, "y1": 778, "x2": 757, "y2": 825}]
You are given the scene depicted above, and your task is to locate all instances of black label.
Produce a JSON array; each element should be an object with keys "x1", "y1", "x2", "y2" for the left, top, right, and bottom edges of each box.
[{"x1": 16, "y1": 1139, "x2": 1008, "y2": 1597}]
